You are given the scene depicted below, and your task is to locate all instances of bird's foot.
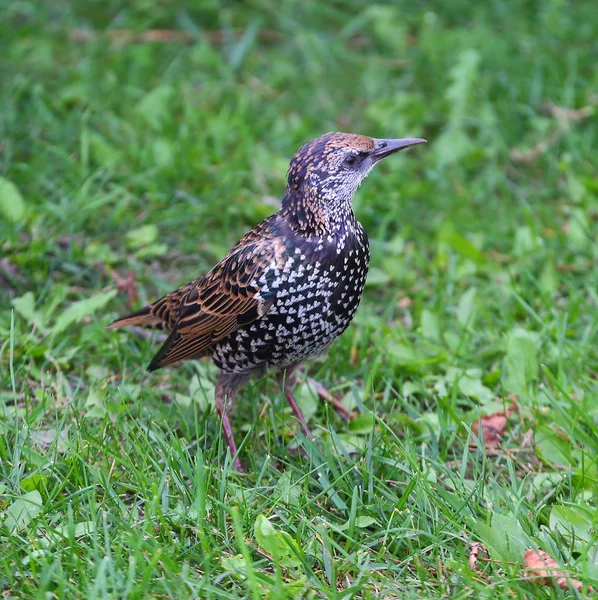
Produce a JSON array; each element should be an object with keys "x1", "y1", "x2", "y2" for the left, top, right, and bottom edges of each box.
[{"x1": 232, "y1": 456, "x2": 247, "y2": 474}]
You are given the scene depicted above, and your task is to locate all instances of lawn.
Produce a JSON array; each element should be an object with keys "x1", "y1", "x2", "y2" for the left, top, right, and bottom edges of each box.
[{"x1": 1, "y1": 1, "x2": 597, "y2": 597}]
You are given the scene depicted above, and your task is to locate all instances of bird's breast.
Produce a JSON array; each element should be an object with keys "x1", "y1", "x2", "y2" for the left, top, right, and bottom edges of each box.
[{"x1": 211, "y1": 225, "x2": 370, "y2": 373}]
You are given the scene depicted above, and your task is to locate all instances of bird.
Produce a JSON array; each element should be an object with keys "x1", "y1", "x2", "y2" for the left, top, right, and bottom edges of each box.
[{"x1": 108, "y1": 132, "x2": 426, "y2": 471}]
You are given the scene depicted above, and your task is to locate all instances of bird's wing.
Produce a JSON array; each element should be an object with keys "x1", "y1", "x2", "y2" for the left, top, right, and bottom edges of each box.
[
  {"x1": 106, "y1": 283, "x2": 193, "y2": 331},
  {"x1": 148, "y1": 222, "x2": 285, "y2": 370}
]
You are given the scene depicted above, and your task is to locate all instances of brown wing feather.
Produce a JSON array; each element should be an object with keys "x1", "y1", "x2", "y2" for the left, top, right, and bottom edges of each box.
[
  {"x1": 147, "y1": 218, "x2": 284, "y2": 371},
  {"x1": 107, "y1": 283, "x2": 192, "y2": 331}
]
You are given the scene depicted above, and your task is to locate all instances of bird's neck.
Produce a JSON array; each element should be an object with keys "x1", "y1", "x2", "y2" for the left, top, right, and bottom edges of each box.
[{"x1": 279, "y1": 188, "x2": 356, "y2": 238}]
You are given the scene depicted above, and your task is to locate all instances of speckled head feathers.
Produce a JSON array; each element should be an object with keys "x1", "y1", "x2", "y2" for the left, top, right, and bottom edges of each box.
[
  {"x1": 287, "y1": 133, "x2": 375, "y2": 191},
  {"x1": 281, "y1": 132, "x2": 425, "y2": 235}
]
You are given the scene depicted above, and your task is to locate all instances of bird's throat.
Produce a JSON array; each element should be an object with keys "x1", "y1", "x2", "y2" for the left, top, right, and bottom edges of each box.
[{"x1": 280, "y1": 188, "x2": 355, "y2": 238}]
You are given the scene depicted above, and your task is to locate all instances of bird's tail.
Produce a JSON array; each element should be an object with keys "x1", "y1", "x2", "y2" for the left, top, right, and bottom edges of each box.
[{"x1": 106, "y1": 305, "x2": 163, "y2": 330}]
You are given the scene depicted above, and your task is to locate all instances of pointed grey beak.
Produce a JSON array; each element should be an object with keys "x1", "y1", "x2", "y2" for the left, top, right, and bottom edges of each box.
[{"x1": 371, "y1": 137, "x2": 427, "y2": 162}]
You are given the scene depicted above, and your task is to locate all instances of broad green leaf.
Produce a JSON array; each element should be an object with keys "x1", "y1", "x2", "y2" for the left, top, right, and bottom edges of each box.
[
  {"x1": 62, "y1": 521, "x2": 96, "y2": 539},
  {"x1": 535, "y1": 425, "x2": 574, "y2": 467},
  {"x1": 4, "y1": 490, "x2": 43, "y2": 533},
  {"x1": 402, "y1": 380, "x2": 422, "y2": 398},
  {"x1": 566, "y1": 173, "x2": 587, "y2": 204},
  {"x1": 89, "y1": 132, "x2": 122, "y2": 167},
  {"x1": 443, "y1": 332, "x2": 461, "y2": 353},
  {"x1": 457, "y1": 287, "x2": 477, "y2": 326},
  {"x1": 550, "y1": 505, "x2": 594, "y2": 548},
  {"x1": 51, "y1": 290, "x2": 117, "y2": 335},
  {"x1": 293, "y1": 381, "x2": 319, "y2": 423},
  {"x1": 365, "y1": 267, "x2": 391, "y2": 287},
  {"x1": 513, "y1": 226, "x2": 541, "y2": 256},
  {"x1": 188, "y1": 375, "x2": 215, "y2": 411},
  {"x1": 30, "y1": 426, "x2": 71, "y2": 453},
  {"x1": 254, "y1": 514, "x2": 301, "y2": 568},
  {"x1": 504, "y1": 328, "x2": 538, "y2": 394},
  {"x1": 222, "y1": 554, "x2": 248, "y2": 579},
  {"x1": 474, "y1": 513, "x2": 531, "y2": 563},
  {"x1": 435, "y1": 128, "x2": 473, "y2": 167},
  {"x1": 0, "y1": 177, "x2": 25, "y2": 222},
  {"x1": 354, "y1": 516, "x2": 377, "y2": 528},
  {"x1": 135, "y1": 85, "x2": 174, "y2": 128},
  {"x1": 134, "y1": 243, "x2": 168, "y2": 259},
  {"x1": 152, "y1": 138, "x2": 174, "y2": 168},
  {"x1": 348, "y1": 413, "x2": 375, "y2": 433},
  {"x1": 539, "y1": 260, "x2": 558, "y2": 296},
  {"x1": 45, "y1": 521, "x2": 96, "y2": 545},
  {"x1": 277, "y1": 472, "x2": 301, "y2": 507},
  {"x1": 125, "y1": 224, "x2": 158, "y2": 249},
  {"x1": 387, "y1": 342, "x2": 417, "y2": 365},
  {"x1": 20, "y1": 473, "x2": 48, "y2": 493},
  {"x1": 565, "y1": 208, "x2": 590, "y2": 249},
  {"x1": 11, "y1": 292, "x2": 40, "y2": 326},
  {"x1": 458, "y1": 375, "x2": 493, "y2": 403},
  {"x1": 438, "y1": 229, "x2": 486, "y2": 264},
  {"x1": 336, "y1": 432, "x2": 368, "y2": 452},
  {"x1": 388, "y1": 342, "x2": 445, "y2": 373},
  {"x1": 84, "y1": 388, "x2": 107, "y2": 419},
  {"x1": 421, "y1": 309, "x2": 440, "y2": 340},
  {"x1": 445, "y1": 49, "x2": 480, "y2": 124},
  {"x1": 445, "y1": 367, "x2": 482, "y2": 383}
]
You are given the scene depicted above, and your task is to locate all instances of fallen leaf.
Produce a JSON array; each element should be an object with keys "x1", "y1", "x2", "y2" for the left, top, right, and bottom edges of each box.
[
  {"x1": 0, "y1": 176, "x2": 26, "y2": 223},
  {"x1": 468, "y1": 541, "x2": 489, "y2": 576},
  {"x1": 51, "y1": 289, "x2": 117, "y2": 334},
  {"x1": 4, "y1": 491, "x2": 43, "y2": 533},
  {"x1": 522, "y1": 548, "x2": 588, "y2": 593},
  {"x1": 471, "y1": 403, "x2": 518, "y2": 447}
]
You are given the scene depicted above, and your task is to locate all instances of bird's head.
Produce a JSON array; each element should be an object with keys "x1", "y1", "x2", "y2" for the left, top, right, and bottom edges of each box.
[{"x1": 282, "y1": 132, "x2": 426, "y2": 233}]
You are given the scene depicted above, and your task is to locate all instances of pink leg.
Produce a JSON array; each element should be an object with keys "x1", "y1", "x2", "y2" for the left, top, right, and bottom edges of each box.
[
  {"x1": 216, "y1": 372, "x2": 251, "y2": 473},
  {"x1": 285, "y1": 391, "x2": 315, "y2": 440},
  {"x1": 281, "y1": 364, "x2": 315, "y2": 439},
  {"x1": 217, "y1": 406, "x2": 246, "y2": 473}
]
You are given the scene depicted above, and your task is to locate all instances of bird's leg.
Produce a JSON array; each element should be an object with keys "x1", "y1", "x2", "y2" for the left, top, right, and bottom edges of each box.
[
  {"x1": 282, "y1": 365, "x2": 315, "y2": 440},
  {"x1": 216, "y1": 372, "x2": 251, "y2": 473}
]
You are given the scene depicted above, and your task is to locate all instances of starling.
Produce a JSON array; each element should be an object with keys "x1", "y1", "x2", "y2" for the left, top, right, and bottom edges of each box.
[{"x1": 108, "y1": 132, "x2": 425, "y2": 471}]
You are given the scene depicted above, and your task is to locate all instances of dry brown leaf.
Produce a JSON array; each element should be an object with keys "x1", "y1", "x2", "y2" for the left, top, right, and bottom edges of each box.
[
  {"x1": 471, "y1": 403, "x2": 518, "y2": 447},
  {"x1": 468, "y1": 542, "x2": 489, "y2": 576},
  {"x1": 523, "y1": 548, "x2": 588, "y2": 593}
]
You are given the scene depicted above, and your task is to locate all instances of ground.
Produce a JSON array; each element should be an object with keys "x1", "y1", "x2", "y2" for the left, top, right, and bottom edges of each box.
[{"x1": 1, "y1": 1, "x2": 597, "y2": 598}]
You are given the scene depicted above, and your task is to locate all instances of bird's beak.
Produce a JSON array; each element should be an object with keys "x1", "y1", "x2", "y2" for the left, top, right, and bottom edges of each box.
[{"x1": 371, "y1": 137, "x2": 427, "y2": 162}]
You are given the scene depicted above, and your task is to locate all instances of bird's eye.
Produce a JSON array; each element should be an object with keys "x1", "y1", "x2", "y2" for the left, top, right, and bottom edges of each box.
[{"x1": 343, "y1": 155, "x2": 357, "y2": 168}]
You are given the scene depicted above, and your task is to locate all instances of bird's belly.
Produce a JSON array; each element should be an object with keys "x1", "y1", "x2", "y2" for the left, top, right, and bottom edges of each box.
[{"x1": 210, "y1": 252, "x2": 368, "y2": 373}]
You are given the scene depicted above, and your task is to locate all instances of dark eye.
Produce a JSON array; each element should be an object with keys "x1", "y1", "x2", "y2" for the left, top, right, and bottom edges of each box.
[{"x1": 343, "y1": 155, "x2": 357, "y2": 168}]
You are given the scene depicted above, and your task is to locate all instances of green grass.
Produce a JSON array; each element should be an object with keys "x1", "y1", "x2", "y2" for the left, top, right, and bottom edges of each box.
[{"x1": 1, "y1": 1, "x2": 597, "y2": 597}]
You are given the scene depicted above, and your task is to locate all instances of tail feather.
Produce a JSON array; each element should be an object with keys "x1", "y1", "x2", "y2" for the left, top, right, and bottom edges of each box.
[
  {"x1": 147, "y1": 328, "x2": 180, "y2": 371},
  {"x1": 106, "y1": 305, "x2": 163, "y2": 330}
]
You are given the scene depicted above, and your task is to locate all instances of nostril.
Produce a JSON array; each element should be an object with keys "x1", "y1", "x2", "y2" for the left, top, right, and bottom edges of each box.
[{"x1": 379, "y1": 142, "x2": 387, "y2": 148}]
